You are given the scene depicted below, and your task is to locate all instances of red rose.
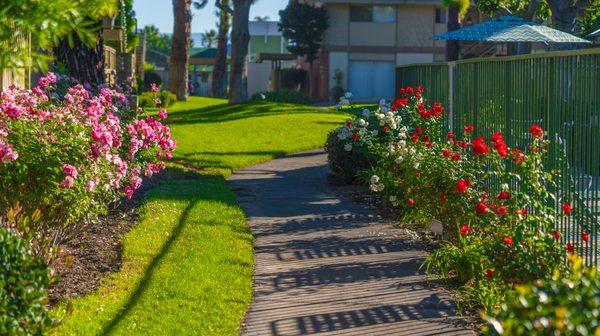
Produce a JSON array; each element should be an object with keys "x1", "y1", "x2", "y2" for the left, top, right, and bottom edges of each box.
[
  {"x1": 464, "y1": 125, "x2": 474, "y2": 133},
  {"x1": 503, "y1": 236, "x2": 513, "y2": 246},
  {"x1": 421, "y1": 135, "x2": 430, "y2": 142},
  {"x1": 530, "y1": 124, "x2": 543, "y2": 138},
  {"x1": 566, "y1": 242, "x2": 575, "y2": 253},
  {"x1": 485, "y1": 269, "x2": 493, "y2": 279},
  {"x1": 460, "y1": 225, "x2": 471, "y2": 237},
  {"x1": 582, "y1": 232, "x2": 590, "y2": 243},
  {"x1": 446, "y1": 132, "x2": 455, "y2": 140},
  {"x1": 494, "y1": 141, "x2": 509, "y2": 158},
  {"x1": 405, "y1": 86, "x2": 414, "y2": 95},
  {"x1": 552, "y1": 230, "x2": 561, "y2": 240},
  {"x1": 346, "y1": 120, "x2": 353, "y2": 127},
  {"x1": 415, "y1": 171, "x2": 422, "y2": 178},
  {"x1": 490, "y1": 132, "x2": 504, "y2": 144},
  {"x1": 511, "y1": 149, "x2": 525, "y2": 164},
  {"x1": 411, "y1": 134, "x2": 419, "y2": 142},
  {"x1": 382, "y1": 126, "x2": 390, "y2": 133},
  {"x1": 442, "y1": 149, "x2": 452, "y2": 157},
  {"x1": 416, "y1": 85, "x2": 424, "y2": 93},
  {"x1": 425, "y1": 141, "x2": 433, "y2": 148},
  {"x1": 497, "y1": 191, "x2": 510, "y2": 200},
  {"x1": 399, "y1": 88, "x2": 405, "y2": 96},
  {"x1": 452, "y1": 153, "x2": 461, "y2": 161},
  {"x1": 415, "y1": 127, "x2": 423, "y2": 135},
  {"x1": 472, "y1": 137, "x2": 489, "y2": 155},
  {"x1": 352, "y1": 133, "x2": 360, "y2": 141},
  {"x1": 496, "y1": 206, "x2": 508, "y2": 216},
  {"x1": 520, "y1": 208, "x2": 528, "y2": 216},
  {"x1": 562, "y1": 203, "x2": 572, "y2": 215},
  {"x1": 407, "y1": 198, "x2": 415, "y2": 206},
  {"x1": 440, "y1": 193, "x2": 447, "y2": 202},
  {"x1": 476, "y1": 201, "x2": 487, "y2": 215},
  {"x1": 454, "y1": 140, "x2": 467, "y2": 149},
  {"x1": 456, "y1": 178, "x2": 470, "y2": 193}
]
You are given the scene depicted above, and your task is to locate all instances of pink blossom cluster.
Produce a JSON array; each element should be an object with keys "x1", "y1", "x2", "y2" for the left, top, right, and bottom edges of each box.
[{"x1": 0, "y1": 72, "x2": 175, "y2": 201}]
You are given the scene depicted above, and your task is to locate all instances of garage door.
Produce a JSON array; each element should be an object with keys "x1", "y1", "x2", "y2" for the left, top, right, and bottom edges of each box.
[{"x1": 348, "y1": 61, "x2": 395, "y2": 101}]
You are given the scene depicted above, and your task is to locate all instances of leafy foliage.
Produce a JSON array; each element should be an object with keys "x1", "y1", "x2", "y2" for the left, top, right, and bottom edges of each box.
[
  {"x1": 139, "y1": 90, "x2": 177, "y2": 108},
  {"x1": 483, "y1": 255, "x2": 600, "y2": 335},
  {"x1": 0, "y1": 0, "x2": 117, "y2": 70},
  {"x1": 0, "y1": 225, "x2": 55, "y2": 335},
  {"x1": 279, "y1": 3, "x2": 329, "y2": 62}
]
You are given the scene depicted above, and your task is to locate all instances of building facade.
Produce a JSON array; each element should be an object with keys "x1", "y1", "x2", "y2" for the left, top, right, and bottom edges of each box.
[{"x1": 304, "y1": 0, "x2": 448, "y2": 101}]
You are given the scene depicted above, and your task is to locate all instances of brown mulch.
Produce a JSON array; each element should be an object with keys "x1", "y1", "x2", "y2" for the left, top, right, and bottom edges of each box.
[{"x1": 47, "y1": 173, "x2": 165, "y2": 305}]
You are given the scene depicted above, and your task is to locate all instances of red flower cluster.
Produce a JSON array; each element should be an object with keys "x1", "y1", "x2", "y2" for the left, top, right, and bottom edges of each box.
[
  {"x1": 472, "y1": 137, "x2": 489, "y2": 155},
  {"x1": 530, "y1": 124, "x2": 543, "y2": 138},
  {"x1": 511, "y1": 149, "x2": 525, "y2": 164},
  {"x1": 490, "y1": 132, "x2": 508, "y2": 158},
  {"x1": 456, "y1": 178, "x2": 470, "y2": 193},
  {"x1": 464, "y1": 125, "x2": 474, "y2": 133},
  {"x1": 391, "y1": 98, "x2": 409, "y2": 111},
  {"x1": 460, "y1": 225, "x2": 471, "y2": 236},
  {"x1": 446, "y1": 132, "x2": 455, "y2": 140},
  {"x1": 497, "y1": 191, "x2": 510, "y2": 200},
  {"x1": 419, "y1": 102, "x2": 444, "y2": 119}
]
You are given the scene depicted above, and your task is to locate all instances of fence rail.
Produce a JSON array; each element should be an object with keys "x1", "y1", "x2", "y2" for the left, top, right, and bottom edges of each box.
[{"x1": 396, "y1": 48, "x2": 600, "y2": 266}]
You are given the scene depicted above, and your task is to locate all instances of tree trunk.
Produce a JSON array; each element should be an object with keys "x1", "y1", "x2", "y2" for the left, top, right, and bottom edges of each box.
[
  {"x1": 212, "y1": 0, "x2": 230, "y2": 98},
  {"x1": 55, "y1": 31, "x2": 105, "y2": 86},
  {"x1": 229, "y1": 0, "x2": 251, "y2": 104},
  {"x1": 446, "y1": 5, "x2": 460, "y2": 61},
  {"x1": 169, "y1": 0, "x2": 192, "y2": 101}
]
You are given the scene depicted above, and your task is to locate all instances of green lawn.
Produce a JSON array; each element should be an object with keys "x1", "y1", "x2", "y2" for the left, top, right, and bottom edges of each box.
[{"x1": 53, "y1": 97, "x2": 348, "y2": 335}]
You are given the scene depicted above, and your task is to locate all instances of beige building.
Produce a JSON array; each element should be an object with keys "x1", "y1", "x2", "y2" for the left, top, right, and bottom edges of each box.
[{"x1": 304, "y1": 0, "x2": 447, "y2": 101}]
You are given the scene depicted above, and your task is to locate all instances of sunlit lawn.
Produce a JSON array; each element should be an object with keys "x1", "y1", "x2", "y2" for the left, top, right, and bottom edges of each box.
[{"x1": 53, "y1": 97, "x2": 348, "y2": 335}]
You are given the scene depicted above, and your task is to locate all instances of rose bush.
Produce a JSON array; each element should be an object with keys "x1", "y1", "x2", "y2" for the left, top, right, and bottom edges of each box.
[
  {"x1": 0, "y1": 73, "x2": 175, "y2": 248},
  {"x1": 328, "y1": 86, "x2": 590, "y2": 315}
]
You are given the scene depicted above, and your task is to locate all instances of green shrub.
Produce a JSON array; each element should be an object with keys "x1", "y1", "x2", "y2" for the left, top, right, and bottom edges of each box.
[
  {"x1": 483, "y1": 255, "x2": 600, "y2": 335},
  {"x1": 324, "y1": 128, "x2": 371, "y2": 184},
  {"x1": 251, "y1": 90, "x2": 311, "y2": 105},
  {"x1": 139, "y1": 90, "x2": 177, "y2": 108},
  {"x1": 0, "y1": 226, "x2": 55, "y2": 335}
]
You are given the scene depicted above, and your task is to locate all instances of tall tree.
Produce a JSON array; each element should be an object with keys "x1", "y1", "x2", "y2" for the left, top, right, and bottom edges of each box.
[
  {"x1": 441, "y1": 0, "x2": 469, "y2": 61},
  {"x1": 212, "y1": 0, "x2": 231, "y2": 98},
  {"x1": 221, "y1": 0, "x2": 252, "y2": 103},
  {"x1": 279, "y1": 2, "x2": 329, "y2": 97},
  {"x1": 169, "y1": 0, "x2": 193, "y2": 100},
  {"x1": 55, "y1": 31, "x2": 106, "y2": 85},
  {"x1": 474, "y1": 0, "x2": 599, "y2": 33}
]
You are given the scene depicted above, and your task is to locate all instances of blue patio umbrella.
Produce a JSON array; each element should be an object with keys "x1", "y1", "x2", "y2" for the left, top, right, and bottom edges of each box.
[{"x1": 432, "y1": 15, "x2": 591, "y2": 44}]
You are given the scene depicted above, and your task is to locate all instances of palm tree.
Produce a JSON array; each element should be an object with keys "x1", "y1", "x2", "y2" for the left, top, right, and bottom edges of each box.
[
  {"x1": 200, "y1": 29, "x2": 218, "y2": 47},
  {"x1": 442, "y1": 0, "x2": 469, "y2": 61},
  {"x1": 212, "y1": 0, "x2": 230, "y2": 98},
  {"x1": 254, "y1": 15, "x2": 270, "y2": 21}
]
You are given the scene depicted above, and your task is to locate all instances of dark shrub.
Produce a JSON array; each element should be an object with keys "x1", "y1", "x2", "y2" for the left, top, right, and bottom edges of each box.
[
  {"x1": 251, "y1": 90, "x2": 312, "y2": 105},
  {"x1": 143, "y1": 70, "x2": 163, "y2": 92},
  {"x1": 280, "y1": 68, "x2": 307, "y2": 90},
  {"x1": 325, "y1": 129, "x2": 371, "y2": 184},
  {"x1": 0, "y1": 227, "x2": 54, "y2": 335}
]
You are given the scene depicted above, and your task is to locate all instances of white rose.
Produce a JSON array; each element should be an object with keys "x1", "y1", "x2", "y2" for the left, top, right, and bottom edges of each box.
[
  {"x1": 413, "y1": 162, "x2": 420, "y2": 169},
  {"x1": 389, "y1": 195, "x2": 397, "y2": 202},
  {"x1": 370, "y1": 175, "x2": 380, "y2": 184},
  {"x1": 344, "y1": 144, "x2": 352, "y2": 151},
  {"x1": 358, "y1": 118, "x2": 366, "y2": 127},
  {"x1": 397, "y1": 140, "x2": 406, "y2": 148},
  {"x1": 395, "y1": 156, "x2": 404, "y2": 164}
]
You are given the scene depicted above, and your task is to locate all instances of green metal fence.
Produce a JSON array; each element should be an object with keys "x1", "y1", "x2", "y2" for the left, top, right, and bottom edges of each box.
[{"x1": 396, "y1": 49, "x2": 600, "y2": 266}]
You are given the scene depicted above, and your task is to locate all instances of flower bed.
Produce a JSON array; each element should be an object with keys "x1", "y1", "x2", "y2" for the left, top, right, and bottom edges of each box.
[
  {"x1": 0, "y1": 73, "x2": 175, "y2": 250},
  {"x1": 328, "y1": 87, "x2": 598, "y2": 333}
]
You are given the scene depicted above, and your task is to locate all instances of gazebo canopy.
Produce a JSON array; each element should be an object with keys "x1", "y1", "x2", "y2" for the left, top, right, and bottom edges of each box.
[{"x1": 432, "y1": 15, "x2": 591, "y2": 44}]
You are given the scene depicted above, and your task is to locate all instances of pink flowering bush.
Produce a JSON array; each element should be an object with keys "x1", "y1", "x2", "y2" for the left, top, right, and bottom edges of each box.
[{"x1": 0, "y1": 73, "x2": 175, "y2": 246}]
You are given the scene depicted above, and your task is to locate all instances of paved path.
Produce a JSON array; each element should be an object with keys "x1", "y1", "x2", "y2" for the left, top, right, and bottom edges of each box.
[{"x1": 228, "y1": 150, "x2": 474, "y2": 336}]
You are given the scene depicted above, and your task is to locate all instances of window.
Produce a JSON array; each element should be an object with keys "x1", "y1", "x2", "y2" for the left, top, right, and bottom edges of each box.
[
  {"x1": 350, "y1": 5, "x2": 395, "y2": 23},
  {"x1": 350, "y1": 5, "x2": 372, "y2": 22},
  {"x1": 435, "y1": 8, "x2": 447, "y2": 24},
  {"x1": 373, "y1": 6, "x2": 396, "y2": 23}
]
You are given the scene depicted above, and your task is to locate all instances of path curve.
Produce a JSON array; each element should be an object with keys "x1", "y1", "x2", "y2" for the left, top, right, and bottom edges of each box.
[{"x1": 228, "y1": 149, "x2": 474, "y2": 336}]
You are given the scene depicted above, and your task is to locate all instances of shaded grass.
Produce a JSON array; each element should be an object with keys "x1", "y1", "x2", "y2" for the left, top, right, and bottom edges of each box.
[{"x1": 53, "y1": 97, "x2": 348, "y2": 335}]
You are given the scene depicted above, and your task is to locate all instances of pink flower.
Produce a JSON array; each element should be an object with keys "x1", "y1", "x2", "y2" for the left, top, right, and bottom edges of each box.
[
  {"x1": 0, "y1": 140, "x2": 18, "y2": 163},
  {"x1": 158, "y1": 109, "x2": 168, "y2": 120},
  {"x1": 59, "y1": 176, "x2": 75, "y2": 189},
  {"x1": 124, "y1": 186, "x2": 135, "y2": 199},
  {"x1": 150, "y1": 83, "x2": 160, "y2": 93},
  {"x1": 86, "y1": 178, "x2": 100, "y2": 192},
  {"x1": 62, "y1": 164, "x2": 78, "y2": 178}
]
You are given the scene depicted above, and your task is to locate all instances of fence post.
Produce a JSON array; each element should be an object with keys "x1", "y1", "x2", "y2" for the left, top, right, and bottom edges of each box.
[
  {"x1": 504, "y1": 60, "x2": 511, "y2": 144},
  {"x1": 448, "y1": 62, "x2": 455, "y2": 132}
]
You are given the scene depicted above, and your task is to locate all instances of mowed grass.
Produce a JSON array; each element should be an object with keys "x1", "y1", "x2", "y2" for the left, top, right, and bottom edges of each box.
[{"x1": 53, "y1": 97, "x2": 348, "y2": 335}]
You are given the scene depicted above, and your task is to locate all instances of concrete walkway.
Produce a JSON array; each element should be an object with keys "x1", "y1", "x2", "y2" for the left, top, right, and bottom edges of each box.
[{"x1": 228, "y1": 149, "x2": 474, "y2": 336}]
